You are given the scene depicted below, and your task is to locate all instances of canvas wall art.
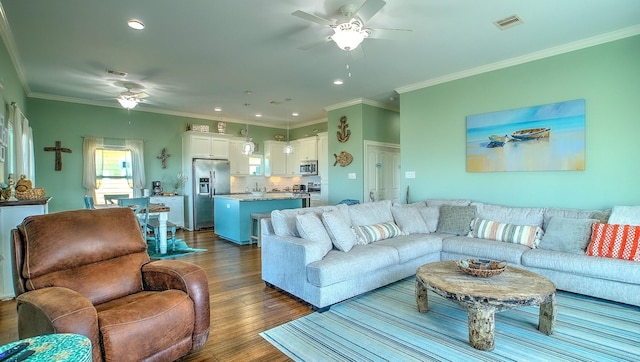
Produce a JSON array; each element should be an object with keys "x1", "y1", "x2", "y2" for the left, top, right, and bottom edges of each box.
[{"x1": 466, "y1": 99, "x2": 585, "y2": 172}]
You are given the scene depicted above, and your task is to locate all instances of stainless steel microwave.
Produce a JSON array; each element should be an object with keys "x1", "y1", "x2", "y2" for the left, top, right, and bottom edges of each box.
[{"x1": 300, "y1": 160, "x2": 318, "y2": 175}]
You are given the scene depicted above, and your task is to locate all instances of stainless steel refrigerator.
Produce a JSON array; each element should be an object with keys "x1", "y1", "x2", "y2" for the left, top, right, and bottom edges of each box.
[{"x1": 192, "y1": 158, "x2": 230, "y2": 230}]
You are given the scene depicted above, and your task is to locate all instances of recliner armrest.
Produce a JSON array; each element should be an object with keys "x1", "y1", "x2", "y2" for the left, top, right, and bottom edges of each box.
[
  {"x1": 142, "y1": 260, "x2": 210, "y2": 349},
  {"x1": 17, "y1": 287, "x2": 101, "y2": 361}
]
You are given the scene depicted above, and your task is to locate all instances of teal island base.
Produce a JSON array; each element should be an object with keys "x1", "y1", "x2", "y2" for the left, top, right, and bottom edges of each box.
[{"x1": 213, "y1": 195, "x2": 303, "y2": 244}]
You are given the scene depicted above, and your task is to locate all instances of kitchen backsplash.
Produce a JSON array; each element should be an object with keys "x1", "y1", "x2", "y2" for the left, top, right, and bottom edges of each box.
[{"x1": 231, "y1": 175, "x2": 321, "y2": 193}]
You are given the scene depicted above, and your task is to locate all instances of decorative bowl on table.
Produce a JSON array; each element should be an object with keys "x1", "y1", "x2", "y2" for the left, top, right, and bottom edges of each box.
[
  {"x1": 456, "y1": 258, "x2": 507, "y2": 277},
  {"x1": 250, "y1": 191, "x2": 266, "y2": 197}
]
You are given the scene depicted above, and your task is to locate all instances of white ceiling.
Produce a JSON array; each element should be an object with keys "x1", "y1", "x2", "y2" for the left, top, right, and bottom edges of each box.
[{"x1": 1, "y1": 0, "x2": 639, "y2": 127}]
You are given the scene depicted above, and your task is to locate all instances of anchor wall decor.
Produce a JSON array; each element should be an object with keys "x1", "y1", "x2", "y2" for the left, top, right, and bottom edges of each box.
[{"x1": 336, "y1": 116, "x2": 351, "y2": 143}]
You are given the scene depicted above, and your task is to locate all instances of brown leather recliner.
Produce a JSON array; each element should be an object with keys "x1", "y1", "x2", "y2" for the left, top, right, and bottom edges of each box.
[{"x1": 11, "y1": 208, "x2": 210, "y2": 362}]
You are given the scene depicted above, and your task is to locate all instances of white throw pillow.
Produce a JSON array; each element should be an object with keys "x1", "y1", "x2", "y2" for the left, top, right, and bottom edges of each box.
[
  {"x1": 608, "y1": 206, "x2": 640, "y2": 226},
  {"x1": 322, "y1": 210, "x2": 357, "y2": 252},
  {"x1": 391, "y1": 204, "x2": 430, "y2": 234},
  {"x1": 295, "y1": 213, "x2": 333, "y2": 256}
]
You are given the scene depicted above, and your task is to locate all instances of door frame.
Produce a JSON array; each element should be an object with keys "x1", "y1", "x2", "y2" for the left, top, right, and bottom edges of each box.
[{"x1": 363, "y1": 140, "x2": 400, "y2": 203}]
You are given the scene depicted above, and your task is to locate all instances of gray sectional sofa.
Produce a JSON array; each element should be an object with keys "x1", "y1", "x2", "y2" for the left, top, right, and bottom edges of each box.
[{"x1": 261, "y1": 199, "x2": 640, "y2": 311}]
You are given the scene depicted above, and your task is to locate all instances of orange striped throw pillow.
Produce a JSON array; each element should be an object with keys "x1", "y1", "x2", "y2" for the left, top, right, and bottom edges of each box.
[{"x1": 587, "y1": 223, "x2": 640, "y2": 261}]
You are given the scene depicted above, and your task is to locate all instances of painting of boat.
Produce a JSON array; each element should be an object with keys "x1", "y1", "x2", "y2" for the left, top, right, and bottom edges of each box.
[
  {"x1": 486, "y1": 134, "x2": 507, "y2": 148},
  {"x1": 511, "y1": 127, "x2": 551, "y2": 140}
]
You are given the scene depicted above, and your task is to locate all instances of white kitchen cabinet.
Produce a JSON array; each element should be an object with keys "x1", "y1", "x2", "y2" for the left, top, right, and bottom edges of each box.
[
  {"x1": 297, "y1": 136, "x2": 317, "y2": 161},
  {"x1": 228, "y1": 139, "x2": 250, "y2": 175},
  {"x1": 182, "y1": 131, "x2": 230, "y2": 159},
  {"x1": 150, "y1": 195, "x2": 185, "y2": 228},
  {"x1": 1, "y1": 199, "x2": 50, "y2": 299},
  {"x1": 264, "y1": 140, "x2": 300, "y2": 176}
]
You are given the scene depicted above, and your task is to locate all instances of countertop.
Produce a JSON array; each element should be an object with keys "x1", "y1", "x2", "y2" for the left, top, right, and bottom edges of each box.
[{"x1": 214, "y1": 193, "x2": 310, "y2": 202}]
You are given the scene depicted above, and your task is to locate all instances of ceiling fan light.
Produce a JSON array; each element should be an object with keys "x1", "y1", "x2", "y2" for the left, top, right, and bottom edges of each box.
[
  {"x1": 117, "y1": 96, "x2": 138, "y2": 110},
  {"x1": 331, "y1": 28, "x2": 365, "y2": 50}
]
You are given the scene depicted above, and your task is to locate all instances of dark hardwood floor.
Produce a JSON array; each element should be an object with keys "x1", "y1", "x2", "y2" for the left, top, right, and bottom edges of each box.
[{"x1": 0, "y1": 230, "x2": 313, "y2": 361}]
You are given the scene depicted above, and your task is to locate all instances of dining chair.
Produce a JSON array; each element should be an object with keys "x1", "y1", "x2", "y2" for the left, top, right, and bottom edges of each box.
[
  {"x1": 105, "y1": 193, "x2": 130, "y2": 205},
  {"x1": 83, "y1": 196, "x2": 95, "y2": 209},
  {"x1": 117, "y1": 197, "x2": 150, "y2": 237}
]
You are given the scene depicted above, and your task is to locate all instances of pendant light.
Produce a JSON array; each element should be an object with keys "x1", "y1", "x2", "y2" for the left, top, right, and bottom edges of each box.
[
  {"x1": 242, "y1": 101, "x2": 254, "y2": 156},
  {"x1": 283, "y1": 117, "x2": 294, "y2": 155}
]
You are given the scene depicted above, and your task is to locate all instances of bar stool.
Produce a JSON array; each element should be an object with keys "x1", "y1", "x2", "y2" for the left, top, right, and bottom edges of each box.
[
  {"x1": 250, "y1": 212, "x2": 271, "y2": 247},
  {"x1": 148, "y1": 219, "x2": 178, "y2": 252}
]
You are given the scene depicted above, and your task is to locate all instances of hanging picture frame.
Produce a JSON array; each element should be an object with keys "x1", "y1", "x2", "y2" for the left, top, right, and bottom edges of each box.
[{"x1": 466, "y1": 99, "x2": 585, "y2": 172}]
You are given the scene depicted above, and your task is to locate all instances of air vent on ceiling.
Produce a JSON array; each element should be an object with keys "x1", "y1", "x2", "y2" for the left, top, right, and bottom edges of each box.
[
  {"x1": 494, "y1": 15, "x2": 523, "y2": 30},
  {"x1": 106, "y1": 69, "x2": 128, "y2": 77}
]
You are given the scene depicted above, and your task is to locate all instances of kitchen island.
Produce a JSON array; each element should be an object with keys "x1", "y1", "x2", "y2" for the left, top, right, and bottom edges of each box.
[{"x1": 213, "y1": 193, "x2": 308, "y2": 244}]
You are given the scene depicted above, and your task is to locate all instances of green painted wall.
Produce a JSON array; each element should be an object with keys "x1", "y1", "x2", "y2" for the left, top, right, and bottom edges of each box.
[
  {"x1": 400, "y1": 35, "x2": 640, "y2": 209},
  {"x1": 25, "y1": 98, "x2": 320, "y2": 212},
  {"x1": 0, "y1": 35, "x2": 27, "y2": 183},
  {"x1": 327, "y1": 103, "x2": 400, "y2": 204}
]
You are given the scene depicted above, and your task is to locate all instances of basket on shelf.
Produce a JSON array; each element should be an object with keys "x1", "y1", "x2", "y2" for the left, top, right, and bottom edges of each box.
[
  {"x1": 456, "y1": 258, "x2": 507, "y2": 278},
  {"x1": 15, "y1": 188, "x2": 46, "y2": 200}
]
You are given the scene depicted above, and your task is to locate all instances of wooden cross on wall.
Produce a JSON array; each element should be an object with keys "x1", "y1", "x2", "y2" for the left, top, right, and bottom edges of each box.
[
  {"x1": 44, "y1": 141, "x2": 72, "y2": 171},
  {"x1": 157, "y1": 148, "x2": 170, "y2": 169}
]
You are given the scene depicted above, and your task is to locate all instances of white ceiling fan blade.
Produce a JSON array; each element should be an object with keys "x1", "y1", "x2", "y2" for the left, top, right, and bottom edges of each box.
[
  {"x1": 354, "y1": 0, "x2": 386, "y2": 23},
  {"x1": 298, "y1": 36, "x2": 332, "y2": 50},
  {"x1": 368, "y1": 27, "x2": 412, "y2": 39},
  {"x1": 291, "y1": 10, "x2": 334, "y2": 26}
]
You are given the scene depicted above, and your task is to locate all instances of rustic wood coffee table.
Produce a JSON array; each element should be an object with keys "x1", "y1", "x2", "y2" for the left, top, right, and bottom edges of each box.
[{"x1": 415, "y1": 261, "x2": 556, "y2": 351}]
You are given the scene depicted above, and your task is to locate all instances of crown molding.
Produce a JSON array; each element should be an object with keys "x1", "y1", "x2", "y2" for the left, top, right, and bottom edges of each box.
[
  {"x1": 325, "y1": 98, "x2": 399, "y2": 112},
  {"x1": 0, "y1": 3, "x2": 31, "y2": 95},
  {"x1": 396, "y1": 25, "x2": 640, "y2": 95}
]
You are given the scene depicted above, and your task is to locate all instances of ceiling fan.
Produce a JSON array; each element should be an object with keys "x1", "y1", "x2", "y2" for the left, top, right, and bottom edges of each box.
[
  {"x1": 292, "y1": 0, "x2": 410, "y2": 51},
  {"x1": 115, "y1": 82, "x2": 149, "y2": 110}
]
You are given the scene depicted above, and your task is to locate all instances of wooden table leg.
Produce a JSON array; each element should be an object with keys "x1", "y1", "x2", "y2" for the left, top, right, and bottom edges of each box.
[
  {"x1": 468, "y1": 305, "x2": 495, "y2": 351},
  {"x1": 538, "y1": 293, "x2": 557, "y2": 335},
  {"x1": 416, "y1": 279, "x2": 429, "y2": 313}
]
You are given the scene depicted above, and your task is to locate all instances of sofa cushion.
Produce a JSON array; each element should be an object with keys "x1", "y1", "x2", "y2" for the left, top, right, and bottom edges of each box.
[
  {"x1": 522, "y1": 248, "x2": 640, "y2": 285},
  {"x1": 419, "y1": 206, "x2": 440, "y2": 232},
  {"x1": 472, "y1": 202, "x2": 544, "y2": 227},
  {"x1": 441, "y1": 236, "x2": 529, "y2": 264},
  {"x1": 295, "y1": 213, "x2": 333, "y2": 256},
  {"x1": 426, "y1": 199, "x2": 471, "y2": 207},
  {"x1": 608, "y1": 206, "x2": 640, "y2": 226},
  {"x1": 322, "y1": 210, "x2": 357, "y2": 252},
  {"x1": 306, "y1": 244, "x2": 400, "y2": 287},
  {"x1": 271, "y1": 205, "x2": 349, "y2": 237},
  {"x1": 538, "y1": 216, "x2": 598, "y2": 254},
  {"x1": 391, "y1": 203, "x2": 431, "y2": 234},
  {"x1": 348, "y1": 200, "x2": 393, "y2": 226},
  {"x1": 469, "y1": 218, "x2": 543, "y2": 249},
  {"x1": 586, "y1": 223, "x2": 640, "y2": 261},
  {"x1": 543, "y1": 207, "x2": 611, "y2": 230},
  {"x1": 353, "y1": 222, "x2": 403, "y2": 244},
  {"x1": 376, "y1": 234, "x2": 444, "y2": 263},
  {"x1": 436, "y1": 205, "x2": 476, "y2": 235}
]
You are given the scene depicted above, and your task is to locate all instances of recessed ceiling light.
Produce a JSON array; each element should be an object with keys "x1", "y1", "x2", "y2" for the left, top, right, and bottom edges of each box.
[
  {"x1": 214, "y1": 107, "x2": 222, "y2": 112},
  {"x1": 333, "y1": 79, "x2": 344, "y2": 85},
  {"x1": 128, "y1": 19, "x2": 145, "y2": 30},
  {"x1": 292, "y1": 112, "x2": 299, "y2": 117},
  {"x1": 255, "y1": 113, "x2": 262, "y2": 117}
]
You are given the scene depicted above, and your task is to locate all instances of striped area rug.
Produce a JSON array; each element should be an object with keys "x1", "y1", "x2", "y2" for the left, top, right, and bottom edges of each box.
[{"x1": 261, "y1": 278, "x2": 640, "y2": 361}]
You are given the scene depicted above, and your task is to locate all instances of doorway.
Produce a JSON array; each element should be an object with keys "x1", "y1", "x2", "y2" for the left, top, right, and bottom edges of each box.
[{"x1": 363, "y1": 141, "x2": 401, "y2": 203}]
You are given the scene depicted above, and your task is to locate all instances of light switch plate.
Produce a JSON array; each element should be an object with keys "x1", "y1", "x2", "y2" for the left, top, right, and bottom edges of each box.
[
  {"x1": 348, "y1": 173, "x2": 356, "y2": 179},
  {"x1": 405, "y1": 171, "x2": 416, "y2": 179}
]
